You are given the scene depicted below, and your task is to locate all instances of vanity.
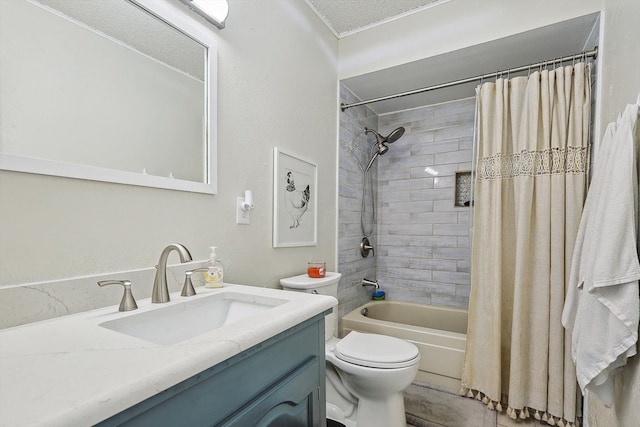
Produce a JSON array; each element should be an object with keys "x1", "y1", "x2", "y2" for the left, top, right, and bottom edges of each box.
[{"x1": 0, "y1": 284, "x2": 335, "y2": 426}]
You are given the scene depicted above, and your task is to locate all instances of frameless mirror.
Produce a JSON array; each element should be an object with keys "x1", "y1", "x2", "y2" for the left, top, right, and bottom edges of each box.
[{"x1": 0, "y1": 0, "x2": 217, "y2": 194}]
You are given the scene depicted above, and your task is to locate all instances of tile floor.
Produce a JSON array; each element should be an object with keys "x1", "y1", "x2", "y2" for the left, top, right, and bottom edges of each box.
[{"x1": 404, "y1": 380, "x2": 546, "y2": 427}]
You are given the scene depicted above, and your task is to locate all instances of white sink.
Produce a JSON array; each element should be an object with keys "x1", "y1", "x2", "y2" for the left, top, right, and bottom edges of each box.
[{"x1": 99, "y1": 291, "x2": 287, "y2": 345}]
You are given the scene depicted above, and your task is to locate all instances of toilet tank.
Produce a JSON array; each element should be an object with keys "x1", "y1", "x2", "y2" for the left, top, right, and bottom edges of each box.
[{"x1": 280, "y1": 272, "x2": 341, "y2": 340}]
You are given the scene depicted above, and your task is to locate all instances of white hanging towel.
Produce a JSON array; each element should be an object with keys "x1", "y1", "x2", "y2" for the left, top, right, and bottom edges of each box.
[{"x1": 562, "y1": 103, "x2": 640, "y2": 407}]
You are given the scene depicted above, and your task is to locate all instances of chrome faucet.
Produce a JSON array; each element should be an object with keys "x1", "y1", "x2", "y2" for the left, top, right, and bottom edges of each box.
[
  {"x1": 361, "y1": 278, "x2": 379, "y2": 289},
  {"x1": 152, "y1": 243, "x2": 193, "y2": 303}
]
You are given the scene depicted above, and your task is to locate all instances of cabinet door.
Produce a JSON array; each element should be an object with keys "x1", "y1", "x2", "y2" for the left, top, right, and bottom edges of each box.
[{"x1": 221, "y1": 358, "x2": 321, "y2": 427}]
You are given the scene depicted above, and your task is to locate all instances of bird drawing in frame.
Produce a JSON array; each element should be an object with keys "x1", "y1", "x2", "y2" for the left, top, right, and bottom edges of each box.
[{"x1": 284, "y1": 171, "x2": 310, "y2": 229}]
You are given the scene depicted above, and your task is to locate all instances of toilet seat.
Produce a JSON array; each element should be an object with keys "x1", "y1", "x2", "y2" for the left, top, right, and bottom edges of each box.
[{"x1": 334, "y1": 331, "x2": 419, "y2": 369}]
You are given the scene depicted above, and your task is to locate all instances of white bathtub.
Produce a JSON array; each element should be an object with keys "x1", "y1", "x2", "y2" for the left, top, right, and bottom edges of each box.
[{"x1": 341, "y1": 300, "x2": 467, "y2": 391}]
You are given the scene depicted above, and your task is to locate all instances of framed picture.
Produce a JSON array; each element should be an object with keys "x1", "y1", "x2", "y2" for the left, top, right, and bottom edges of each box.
[{"x1": 273, "y1": 148, "x2": 317, "y2": 247}]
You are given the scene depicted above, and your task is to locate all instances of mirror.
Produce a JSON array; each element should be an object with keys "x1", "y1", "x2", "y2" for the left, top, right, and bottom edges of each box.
[{"x1": 0, "y1": 0, "x2": 217, "y2": 194}]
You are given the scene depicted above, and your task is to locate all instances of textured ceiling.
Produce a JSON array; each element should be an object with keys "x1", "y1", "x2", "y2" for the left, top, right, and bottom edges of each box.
[{"x1": 307, "y1": 0, "x2": 445, "y2": 37}]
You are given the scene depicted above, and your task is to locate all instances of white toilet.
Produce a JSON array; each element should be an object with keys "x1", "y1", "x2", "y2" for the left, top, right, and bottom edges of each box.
[{"x1": 280, "y1": 272, "x2": 420, "y2": 427}]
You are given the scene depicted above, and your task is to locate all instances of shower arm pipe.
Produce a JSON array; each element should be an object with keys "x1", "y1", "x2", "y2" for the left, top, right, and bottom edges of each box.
[{"x1": 340, "y1": 47, "x2": 598, "y2": 111}]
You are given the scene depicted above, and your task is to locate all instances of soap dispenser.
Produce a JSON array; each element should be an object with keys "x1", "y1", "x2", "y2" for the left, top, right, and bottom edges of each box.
[{"x1": 204, "y1": 246, "x2": 224, "y2": 288}]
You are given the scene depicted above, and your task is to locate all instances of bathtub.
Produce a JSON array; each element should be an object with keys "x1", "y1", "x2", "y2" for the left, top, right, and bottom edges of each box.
[{"x1": 341, "y1": 300, "x2": 467, "y2": 391}]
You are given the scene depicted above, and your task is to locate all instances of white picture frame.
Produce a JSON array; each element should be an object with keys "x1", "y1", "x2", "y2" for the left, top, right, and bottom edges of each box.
[{"x1": 273, "y1": 148, "x2": 317, "y2": 247}]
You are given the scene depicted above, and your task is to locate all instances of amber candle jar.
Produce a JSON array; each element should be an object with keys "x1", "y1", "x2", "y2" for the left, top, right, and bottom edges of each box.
[{"x1": 307, "y1": 262, "x2": 326, "y2": 278}]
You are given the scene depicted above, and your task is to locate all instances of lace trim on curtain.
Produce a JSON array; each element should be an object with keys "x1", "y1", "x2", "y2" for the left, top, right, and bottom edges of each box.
[
  {"x1": 459, "y1": 387, "x2": 581, "y2": 427},
  {"x1": 477, "y1": 147, "x2": 588, "y2": 181}
]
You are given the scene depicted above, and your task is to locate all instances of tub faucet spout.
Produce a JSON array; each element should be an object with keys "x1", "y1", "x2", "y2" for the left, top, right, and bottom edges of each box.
[
  {"x1": 362, "y1": 278, "x2": 379, "y2": 289},
  {"x1": 152, "y1": 243, "x2": 192, "y2": 303}
]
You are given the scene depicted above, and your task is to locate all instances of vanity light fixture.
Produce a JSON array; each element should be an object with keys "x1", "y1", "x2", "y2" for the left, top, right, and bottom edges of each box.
[{"x1": 180, "y1": 0, "x2": 229, "y2": 29}]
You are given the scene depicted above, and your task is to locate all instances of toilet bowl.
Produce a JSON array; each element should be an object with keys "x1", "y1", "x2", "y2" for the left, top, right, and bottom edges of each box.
[{"x1": 280, "y1": 273, "x2": 420, "y2": 427}]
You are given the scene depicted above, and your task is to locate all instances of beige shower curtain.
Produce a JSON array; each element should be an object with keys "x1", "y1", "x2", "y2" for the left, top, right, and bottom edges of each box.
[{"x1": 461, "y1": 62, "x2": 591, "y2": 427}]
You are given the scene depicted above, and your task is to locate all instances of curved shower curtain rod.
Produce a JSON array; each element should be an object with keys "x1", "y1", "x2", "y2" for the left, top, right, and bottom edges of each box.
[{"x1": 340, "y1": 47, "x2": 598, "y2": 112}]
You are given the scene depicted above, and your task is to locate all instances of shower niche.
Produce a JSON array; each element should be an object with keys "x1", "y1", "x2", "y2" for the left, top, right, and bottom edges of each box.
[{"x1": 454, "y1": 171, "x2": 472, "y2": 207}]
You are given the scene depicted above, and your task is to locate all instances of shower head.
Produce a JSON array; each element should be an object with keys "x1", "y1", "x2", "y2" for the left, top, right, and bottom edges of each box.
[
  {"x1": 386, "y1": 127, "x2": 405, "y2": 143},
  {"x1": 363, "y1": 126, "x2": 405, "y2": 171},
  {"x1": 376, "y1": 143, "x2": 389, "y2": 155},
  {"x1": 365, "y1": 127, "x2": 405, "y2": 145}
]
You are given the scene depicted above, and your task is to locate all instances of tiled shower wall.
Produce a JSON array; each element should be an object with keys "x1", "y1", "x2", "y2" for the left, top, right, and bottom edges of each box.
[
  {"x1": 337, "y1": 84, "x2": 379, "y2": 319},
  {"x1": 338, "y1": 84, "x2": 476, "y2": 312},
  {"x1": 375, "y1": 97, "x2": 476, "y2": 309}
]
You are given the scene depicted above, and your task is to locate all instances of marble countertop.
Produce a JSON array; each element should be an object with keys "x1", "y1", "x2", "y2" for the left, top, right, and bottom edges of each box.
[{"x1": 0, "y1": 284, "x2": 335, "y2": 427}]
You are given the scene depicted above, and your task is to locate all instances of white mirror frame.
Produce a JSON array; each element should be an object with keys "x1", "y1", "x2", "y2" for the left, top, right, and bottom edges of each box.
[{"x1": 0, "y1": 0, "x2": 217, "y2": 194}]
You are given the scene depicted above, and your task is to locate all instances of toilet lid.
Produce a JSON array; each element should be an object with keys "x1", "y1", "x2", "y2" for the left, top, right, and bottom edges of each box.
[{"x1": 334, "y1": 331, "x2": 419, "y2": 369}]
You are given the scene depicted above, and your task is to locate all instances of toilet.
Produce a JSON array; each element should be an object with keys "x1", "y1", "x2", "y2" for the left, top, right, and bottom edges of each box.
[{"x1": 280, "y1": 272, "x2": 420, "y2": 427}]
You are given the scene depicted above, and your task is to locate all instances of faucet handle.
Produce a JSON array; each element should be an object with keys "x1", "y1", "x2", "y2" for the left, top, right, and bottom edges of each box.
[
  {"x1": 182, "y1": 267, "x2": 208, "y2": 297},
  {"x1": 98, "y1": 280, "x2": 138, "y2": 312},
  {"x1": 360, "y1": 237, "x2": 375, "y2": 257}
]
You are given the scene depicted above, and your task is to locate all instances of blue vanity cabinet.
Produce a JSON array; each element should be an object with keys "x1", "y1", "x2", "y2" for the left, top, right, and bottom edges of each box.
[{"x1": 97, "y1": 313, "x2": 327, "y2": 427}]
